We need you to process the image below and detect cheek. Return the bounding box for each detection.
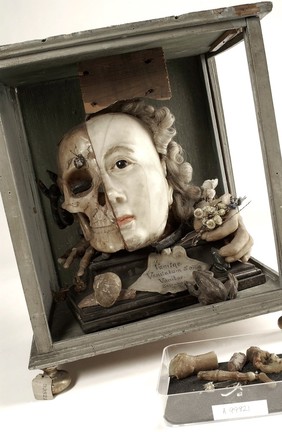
[109,168,149,201]
[148,171,170,201]
[128,171,150,209]
[137,167,169,217]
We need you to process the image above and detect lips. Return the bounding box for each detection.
[116,215,135,227]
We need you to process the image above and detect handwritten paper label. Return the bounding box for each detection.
[212,400,268,420]
[130,245,209,294]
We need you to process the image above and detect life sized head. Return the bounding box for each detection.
[57,100,201,253]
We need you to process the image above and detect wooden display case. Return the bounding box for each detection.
[0,2,281,398]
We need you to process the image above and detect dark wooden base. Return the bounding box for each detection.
[67,258,266,334]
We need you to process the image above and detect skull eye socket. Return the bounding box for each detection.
[68,170,93,196]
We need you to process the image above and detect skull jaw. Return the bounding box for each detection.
[78,210,169,254]
[88,224,165,253]
[76,209,126,253]
[88,227,126,253]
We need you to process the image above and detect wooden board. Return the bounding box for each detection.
[79,48,171,113]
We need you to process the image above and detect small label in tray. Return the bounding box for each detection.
[212,399,268,420]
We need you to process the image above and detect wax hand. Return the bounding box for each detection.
[193,195,253,263]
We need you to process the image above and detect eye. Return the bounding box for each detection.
[68,170,93,196]
[115,160,128,169]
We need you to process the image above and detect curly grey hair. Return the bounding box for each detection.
[91,99,202,223]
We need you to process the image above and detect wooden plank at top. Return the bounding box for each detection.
[0,3,272,62]
[78,48,171,113]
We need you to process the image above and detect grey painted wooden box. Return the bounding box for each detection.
[0,2,281,378]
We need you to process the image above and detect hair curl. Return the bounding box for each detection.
[91,99,202,223]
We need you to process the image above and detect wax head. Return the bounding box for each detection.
[58,113,173,252]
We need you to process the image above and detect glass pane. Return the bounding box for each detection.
[215,42,278,271]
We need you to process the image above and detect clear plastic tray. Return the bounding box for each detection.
[157,331,282,425]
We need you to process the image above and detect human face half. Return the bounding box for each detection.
[86,113,173,251]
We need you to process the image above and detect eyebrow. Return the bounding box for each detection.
[104,144,135,159]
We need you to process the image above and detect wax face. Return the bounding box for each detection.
[58,113,173,252]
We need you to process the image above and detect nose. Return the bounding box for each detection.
[98,184,106,206]
[107,189,127,204]
[105,182,127,205]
